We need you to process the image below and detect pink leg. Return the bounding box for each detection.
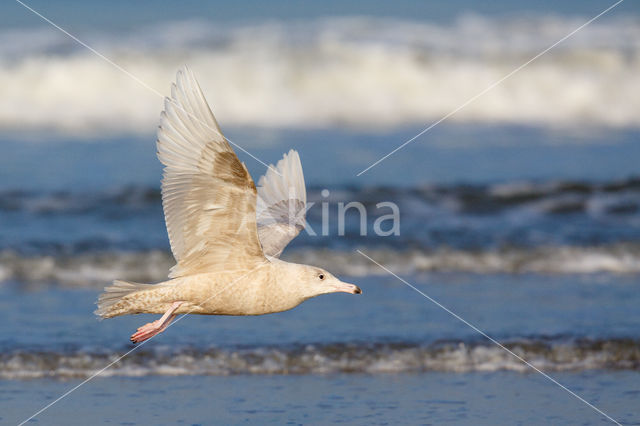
[130,301,183,343]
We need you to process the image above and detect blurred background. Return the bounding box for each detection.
[1,0,640,424]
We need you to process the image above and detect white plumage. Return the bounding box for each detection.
[96,66,360,343]
[257,149,307,258]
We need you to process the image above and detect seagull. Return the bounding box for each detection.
[95,66,361,343]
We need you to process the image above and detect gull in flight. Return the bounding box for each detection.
[95,66,361,343]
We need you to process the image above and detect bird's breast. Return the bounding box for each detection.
[179,271,302,316]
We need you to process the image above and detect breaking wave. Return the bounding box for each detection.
[1,15,639,136]
[2,338,638,379]
[289,244,640,276]
[3,177,640,285]
[2,243,640,287]
[3,176,640,215]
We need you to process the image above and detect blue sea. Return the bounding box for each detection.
[2,1,640,424]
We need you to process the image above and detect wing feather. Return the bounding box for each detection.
[157,66,265,277]
[256,150,307,258]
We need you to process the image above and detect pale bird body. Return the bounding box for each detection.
[95,67,360,342]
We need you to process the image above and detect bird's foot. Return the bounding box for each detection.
[130,319,165,343]
[130,301,183,343]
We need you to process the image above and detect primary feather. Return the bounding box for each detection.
[256,150,308,258]
[157,66,265,277]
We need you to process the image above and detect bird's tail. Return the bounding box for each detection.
[95,280,156,319]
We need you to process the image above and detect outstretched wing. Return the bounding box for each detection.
[157,66,265,277]
[256,150,307,258]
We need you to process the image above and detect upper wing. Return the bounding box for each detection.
[256,150,307,258]
[157,66,265,277]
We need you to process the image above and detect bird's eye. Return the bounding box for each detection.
[318,274,325,280]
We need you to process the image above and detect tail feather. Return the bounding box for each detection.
[95,280,156,319]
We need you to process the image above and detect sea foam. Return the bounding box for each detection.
[2,338,638,379]
[1,16,639,137]
[2,243,640,288]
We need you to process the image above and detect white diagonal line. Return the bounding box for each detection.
[16,342,147,426]
[13,0,280,176]
[18,261,270,425]
[356,249,621,425]
[356,0,625,176]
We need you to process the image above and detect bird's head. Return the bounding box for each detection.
[286,263,361,300]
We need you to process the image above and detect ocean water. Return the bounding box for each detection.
[2,1,640,424]
[4,372,640,425]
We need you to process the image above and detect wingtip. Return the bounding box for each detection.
[175,65,193,91]
[289,149,300,162]
[177,64,190,76]
[283,149,302,170]
[177,64,196,85]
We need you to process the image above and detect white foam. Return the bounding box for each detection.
[287,244,640,276]
[1,16,639,137]
[0,339,635,379]
[2,243,640,288]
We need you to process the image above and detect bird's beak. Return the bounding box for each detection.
[331,281,362,295]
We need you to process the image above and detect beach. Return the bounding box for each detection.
[2,1,640,424]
